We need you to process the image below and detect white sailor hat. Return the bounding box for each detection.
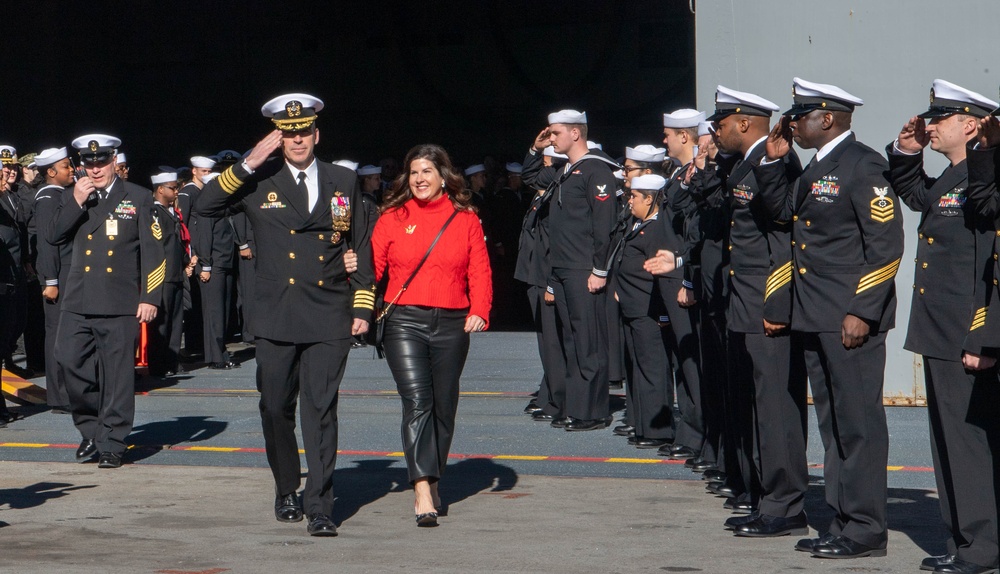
[506,162,523,174]
[34,147,68,167]
[587,141,603,150]
[613,169,624,180]
[115,153,128,164]
[190,156,216,169]
[784,77,863,117]
[333,159,359,171]
[542,146,568,159]
[261,93,324,131]
[216,149,242,163]
[357,164,382,176]
[698,121,714,137]
[464,164,486,176]
[201,172,221,184]
[151,171,178,186]
[0,145,18,165]
[547,109,587,124]
[919,79,998,119]
[625,145,666,163]
[71,134,121,161]
[663,109,706,128]
[707,85,781,121]
[630,174,667,191]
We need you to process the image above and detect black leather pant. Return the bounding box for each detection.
[384,305,470,484]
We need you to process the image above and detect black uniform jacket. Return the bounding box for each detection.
[47,178,165,315]
[754,134,904,333]
[33,184,73,286]
[610,214,670,320]
[0,191,22,285]
[547,150,620,276]
[960,143,1000,356]
[194,158,375,344]
[191,208,236,272]
[513,189,552,289]
[888,147,989,360]
[153,203,187,284]
[723,141,801,332]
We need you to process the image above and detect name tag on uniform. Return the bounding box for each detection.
[106,218,119,236]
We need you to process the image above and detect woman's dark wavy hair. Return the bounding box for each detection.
[380,143,475,215]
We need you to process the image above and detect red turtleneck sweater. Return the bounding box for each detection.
[373,194,492,327]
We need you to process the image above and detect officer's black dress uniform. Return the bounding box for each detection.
[147,201,186,376]
[195,158,375,519]
[192,207,236,366]
[231,211,256,344]
[755,132,903,550]
[47,178,165,458]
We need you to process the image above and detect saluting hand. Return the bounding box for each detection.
[73,176,96,207]
[245,130,284,171]
[343,249,358,273]
[897,116,929,153]
[841,314,870,349]
[464,315,486,333]
[533,128,552,152]
[643,249,677,276]
[978,116,1000,149]
[136,302,157,323]
[765,116,793,161]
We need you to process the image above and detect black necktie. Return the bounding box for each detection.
[98,189,107,201]
[297,172,308,206]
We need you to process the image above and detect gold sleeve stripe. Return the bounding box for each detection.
[764,262,793,301]
[218,167,243,195]
[146,260,166,293]
[856,258,900,294]
[353,289,377,310]
[970,307,987,331]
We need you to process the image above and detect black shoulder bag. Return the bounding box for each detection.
[374,209,459,358]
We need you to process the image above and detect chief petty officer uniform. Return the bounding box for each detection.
[705,87,809,532]
[48,135,165,467]
[148,171,188,377]
[755,79,903,557]
[195,94,375,533]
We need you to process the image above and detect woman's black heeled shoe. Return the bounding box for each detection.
[415,512,439,527]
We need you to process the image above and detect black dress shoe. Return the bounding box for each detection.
[532,411,555,422]
[209,361,237,370]
[274,493,303,523]
[724,511,759,530]
[564,418,609,431]
[550,416,574,428]
[49,405,71,415]
[97,452,123,468]
[3,362,34,379]
[707,483,736,498]
[76,438,97,461]
[665,445,697,460]
[723,498,755,514]
[920,554,956,571]
[810,535,887,559]
[523,402,543,415]
[685,457,717,472]
[631,437,672,449]
[702,469,726,482]
[795,532,836,552]
[933,558,998,573]
[415,512,439,527]
[613,424,636,437]
[307,514,338,536]
[734,512,808,537]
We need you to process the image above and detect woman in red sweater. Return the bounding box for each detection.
[372,144,492,527]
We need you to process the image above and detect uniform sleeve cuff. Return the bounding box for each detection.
[239,244,249,250]
[201,266,212,272]
[592,268,608,277]
[682,280,693,289]
[352,287,377,312]
[45,279,58,286]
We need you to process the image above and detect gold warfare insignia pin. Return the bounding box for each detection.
[267,191,278,202]
[870,186,894,223]
[89,140,99,152]
[286,100,302,118]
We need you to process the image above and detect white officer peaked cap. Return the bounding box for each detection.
[921,79,998,119]
[71,134,122,154]
[464,164,486,176]
[587,141,603,150]
[630,174,667,191]
[698,121,714,137]
[663,109,706,128]
[190,156,217,169]
[333,159,359,171]
[506,162,523,173]
[707,85,780,121]
[357,164,382,176]
[261,93,324,131]
[34,147,68,167]
[547,109,587,124]
[785,77,863,116]
[151,171,178,185]
[542,146,568,159]
[625,145,666,163]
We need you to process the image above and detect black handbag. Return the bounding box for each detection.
[374,209,459,358]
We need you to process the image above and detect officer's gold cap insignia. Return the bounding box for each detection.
[286,101,302,118]
[0,150,10,160]
[89,140,99,152]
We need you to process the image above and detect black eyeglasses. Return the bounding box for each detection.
[622,166,645,173]
[160,184,179,191]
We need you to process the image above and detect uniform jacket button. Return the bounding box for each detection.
[108,250,113,256]
[290,230,296,234]
[87,234,93,240]
[798,267,806,274]
[84,266,90,272]
[318,280,324,286]
[289,278,295,285]
[86,250,92,255]
[107,267,113,273]
[289,253,295,259]
[318,255,324,261]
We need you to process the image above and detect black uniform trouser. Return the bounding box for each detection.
[0,280,26,358]
[803,330,888,548]
[42,295,69,407]
[728,330,809,516]
[237,255,256,343]
[661,277,703,451]
[56,312,137,456]
[551,267,609,421]
[183,276,203,355]
[527,286,562,414]
[255,336,350,517]
[699,241,728,467]
[925,357,999,568]
[148,281,183,374]
[23,277,46,368]
[385,306,470,483]
[606,285,626,383]
[200,269,233,364]
[623,315,674,440]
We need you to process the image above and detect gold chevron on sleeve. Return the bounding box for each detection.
[764,261,793,301]
[970,307,987,331]
[353,287,377,310]
[856,258,900,294]
[146,260,166,293]
[218,166,243,195]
